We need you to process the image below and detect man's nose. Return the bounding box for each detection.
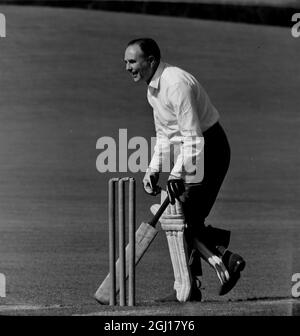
[126,63,132,71]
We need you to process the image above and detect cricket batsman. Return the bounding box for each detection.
[124,38,246,301]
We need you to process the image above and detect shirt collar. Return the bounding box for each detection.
[148,61,166,89]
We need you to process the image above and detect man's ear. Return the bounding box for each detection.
[148,55,155,66]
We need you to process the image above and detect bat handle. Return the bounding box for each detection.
[148,197,170,227]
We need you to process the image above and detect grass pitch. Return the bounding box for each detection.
[0,4,299,315]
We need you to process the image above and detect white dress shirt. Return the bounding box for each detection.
[147,62,219,183]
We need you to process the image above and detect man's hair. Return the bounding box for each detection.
[127,38,161,62]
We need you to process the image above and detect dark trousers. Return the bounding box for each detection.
[182,122,231,273]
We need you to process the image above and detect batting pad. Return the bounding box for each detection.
[151,192,192,302]
[163,226,192,302]
[193,238,230,285]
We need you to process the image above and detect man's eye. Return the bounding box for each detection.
[124,60,135,65]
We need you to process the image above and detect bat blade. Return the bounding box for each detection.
[94,222,158,305]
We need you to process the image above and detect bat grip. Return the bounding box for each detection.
[148,196,170,227]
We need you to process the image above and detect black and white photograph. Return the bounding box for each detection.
[0,0,299,320]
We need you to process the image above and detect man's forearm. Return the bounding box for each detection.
[171,135,204,183]
[149,135,171,173]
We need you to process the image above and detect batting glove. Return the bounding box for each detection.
[143,168,161,196]
[167,178,185,205]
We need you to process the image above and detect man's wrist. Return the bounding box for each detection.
[168,174,182,180]
[147,167,160,174]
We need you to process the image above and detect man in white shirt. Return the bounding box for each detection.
[124,38,245,300]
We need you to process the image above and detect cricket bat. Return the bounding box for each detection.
[94,196,170,305]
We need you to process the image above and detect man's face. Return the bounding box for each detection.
[124,44,154,83]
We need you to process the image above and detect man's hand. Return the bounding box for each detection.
[167,178,185,204]
[143,168,161,196]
